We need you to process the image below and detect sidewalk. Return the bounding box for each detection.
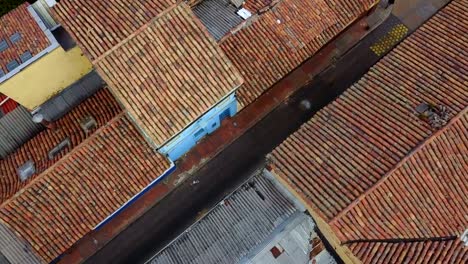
[58,5,393,264]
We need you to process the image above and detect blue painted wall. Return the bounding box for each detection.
[160,92,237,161]
[93,163,176,231]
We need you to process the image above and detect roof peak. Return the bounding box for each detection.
[345,235,458,245]
[330,107,468,225]
[0,112,126,207]
[91,2,180,64]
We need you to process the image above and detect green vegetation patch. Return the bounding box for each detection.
[0,0,27,17]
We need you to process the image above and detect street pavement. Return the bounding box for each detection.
[84,13,409,264]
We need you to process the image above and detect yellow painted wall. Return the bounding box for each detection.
[0,46,93,109]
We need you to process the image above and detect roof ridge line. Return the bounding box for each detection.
[91,1,182,64]
[342,235,458,245]
[329,106,468,225]
[0,111,127,209]
[218,0,304,44]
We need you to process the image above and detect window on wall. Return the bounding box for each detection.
[194,129,205,140]
[0,69,5,78]
[219,109,231,121]
[9,32,21,44]
[0,39,8,52]
[20,51,32,63]
[6,60,19,72]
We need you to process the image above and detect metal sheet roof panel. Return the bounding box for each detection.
[150,173,297,264]
[193,0,243,41]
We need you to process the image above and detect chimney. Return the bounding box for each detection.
[32,113,56,129]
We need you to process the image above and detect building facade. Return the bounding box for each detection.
[159,92,238,160]
[0,1,92,110]
[54,0,244,162]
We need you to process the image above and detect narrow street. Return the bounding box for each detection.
[81,12,413,264]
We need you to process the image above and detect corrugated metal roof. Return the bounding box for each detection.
[0,222,40,264]
[37,71,103,122]
[193,0,244,41]
[150,173,298,264]
[0,106,44,158]
[0,3,50,74]
[245,213,325,264]
[31,0,58,30]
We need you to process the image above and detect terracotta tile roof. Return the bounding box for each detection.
[221,0,376,107]
[349,239,468,264]
[269,0,467,262]
[0,114,171,262]
[0,93,18,114]
[95,4,243,146]
[0,3,50,74]
[52,0,178,61]
[0,88,122,204]
[332,112,467,241]
[269,0,467,221]
[243,0,275,13]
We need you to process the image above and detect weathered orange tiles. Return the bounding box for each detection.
[52,0,178,61]
[0,0,418,262]
[268,0,468,262]
[0,3,50,74]
[95,4,243,146]
[221,0,377,107]
[349,240,467,263]
[0,114,171,262]
[0,88,122,204]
